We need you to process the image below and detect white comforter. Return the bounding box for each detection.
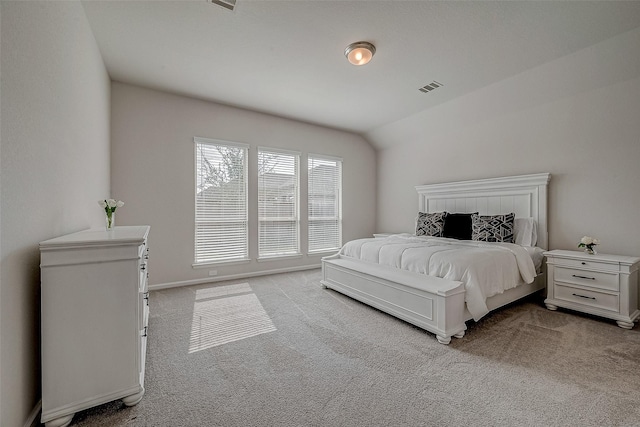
[339,234,537,321]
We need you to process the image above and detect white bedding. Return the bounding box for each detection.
[338,234,538,321]
[524,245,545,273]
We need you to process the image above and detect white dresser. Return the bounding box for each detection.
[40,226,150,427]
[544,249,640,329]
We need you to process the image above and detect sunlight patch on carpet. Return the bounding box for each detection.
[189,283,276,353]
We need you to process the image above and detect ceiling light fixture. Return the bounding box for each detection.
[206,0,236,11]
[344,41,376,66]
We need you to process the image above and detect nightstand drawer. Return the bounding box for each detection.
[551,257,619,272]
[554,283,619,313]
[554,266,618,291]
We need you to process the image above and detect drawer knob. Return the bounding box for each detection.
[572,274,595,280]
[581,262,586,265]
[572,293,596,300]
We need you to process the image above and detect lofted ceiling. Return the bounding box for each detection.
[81,0,640,135]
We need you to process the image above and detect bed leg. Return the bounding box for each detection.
[436,335,451,345]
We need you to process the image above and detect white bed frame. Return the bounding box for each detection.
[321,173,551,344]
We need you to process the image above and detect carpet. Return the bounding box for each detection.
[68,269,640,427]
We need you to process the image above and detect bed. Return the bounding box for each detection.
[321,173,551,344]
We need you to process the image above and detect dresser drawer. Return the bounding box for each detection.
[554,283,619,313]
[554,266,618,291]
[138,291,145,330]
[138,289,149,330]
[139,270,148,293]
[552,257,619,272]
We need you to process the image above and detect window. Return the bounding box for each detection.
[258,148,300,258]
[194,137,249,264]
[308,155,342,253]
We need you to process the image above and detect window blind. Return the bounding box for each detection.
[258,149,300,258]
[195,138,248,263]
[308,155,342,253]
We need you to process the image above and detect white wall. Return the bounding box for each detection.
[366,27,640,258]
[0,2,110,426]
[111,83,376,286]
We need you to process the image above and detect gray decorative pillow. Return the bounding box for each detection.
[416,212,448,237]
[471,213,515,243]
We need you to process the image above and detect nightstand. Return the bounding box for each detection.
[544,249,640,329]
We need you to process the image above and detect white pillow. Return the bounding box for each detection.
[514,217,537,247]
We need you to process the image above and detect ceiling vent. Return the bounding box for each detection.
[207,0,236,11]
[419,81,443,94]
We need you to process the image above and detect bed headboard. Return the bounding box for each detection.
[415,173,551,250]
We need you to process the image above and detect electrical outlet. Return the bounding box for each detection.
[208,270,217,276]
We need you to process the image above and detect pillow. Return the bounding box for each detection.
[471,213,515,243]
[514,217,537,246]
[415,211,448,237]
[443,212,477,240]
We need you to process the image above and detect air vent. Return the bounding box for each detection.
[207,0,236,11]
[419,81,443,94]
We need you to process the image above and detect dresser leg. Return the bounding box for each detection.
[616,320,634,329]
[545,303,558,311]
[122,387,145,406]
[436,334,451,345]
[45,414,74,427]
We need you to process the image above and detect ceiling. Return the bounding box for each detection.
[81,1,640,135]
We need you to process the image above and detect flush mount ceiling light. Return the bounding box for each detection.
[206,0,236,11]
[344,41,376,66]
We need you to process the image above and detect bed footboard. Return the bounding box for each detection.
[321,255,466,344]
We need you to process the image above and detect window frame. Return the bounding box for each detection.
[257,147,301,260]
[193,137,250,266]
[307,153,343,254]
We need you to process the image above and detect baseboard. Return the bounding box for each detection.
[24,400,41,427]
[149,264,321,291]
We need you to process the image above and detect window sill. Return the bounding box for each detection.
[308,249,340,256]
[257,253,303,262]
[192,259,251,269]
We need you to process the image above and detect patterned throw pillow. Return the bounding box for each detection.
[416,212,448,237]
[471,213,515,243]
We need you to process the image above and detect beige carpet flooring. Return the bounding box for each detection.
[66,269,640,427]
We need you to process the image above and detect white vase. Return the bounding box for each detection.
[585,246,596,255]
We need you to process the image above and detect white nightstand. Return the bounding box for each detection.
[544,249,640,329]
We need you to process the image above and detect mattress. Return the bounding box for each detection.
[338,234,539,320]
